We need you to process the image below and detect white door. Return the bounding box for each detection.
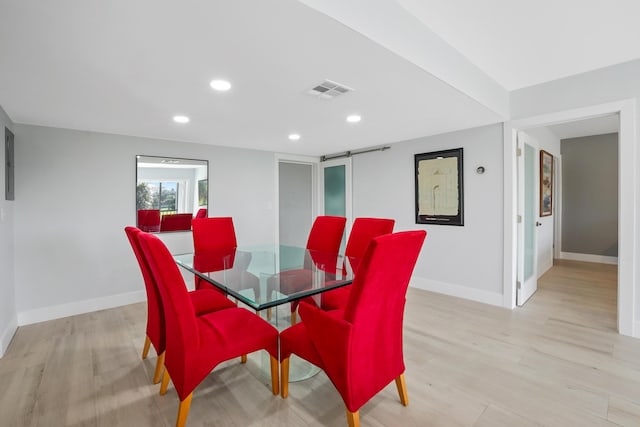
[517,131,540,305]
[320,157,352,251]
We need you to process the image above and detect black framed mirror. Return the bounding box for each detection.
[136,155,208,232]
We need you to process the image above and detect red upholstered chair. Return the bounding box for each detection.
[137,209,161,232]
[267,215,346,323]
[305,215,347,253]
[124,226,236,385]
[192,217,237,253]
[195,208,207,219]
[139,232,279,427]
[160,213,193,232]
[279,230,426,427]
[191,217,261,299]
[320,217,395,311]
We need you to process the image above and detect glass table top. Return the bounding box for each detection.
[174,244,355,311]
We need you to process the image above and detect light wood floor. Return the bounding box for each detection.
[2,260,640,426]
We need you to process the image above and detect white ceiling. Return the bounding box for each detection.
[0,0,638,156]
[396,0,640,90]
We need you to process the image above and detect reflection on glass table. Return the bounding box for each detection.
[174,244,356,381]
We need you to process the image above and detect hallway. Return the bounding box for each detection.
[524,259,617,332]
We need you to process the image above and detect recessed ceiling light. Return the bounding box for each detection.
[346,114,361,123]
[288,133,301,141]
[173,115,190,124]
[210,79,232,91]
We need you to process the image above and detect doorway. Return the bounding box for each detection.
[504,99,636,336]
[276,158,317,247]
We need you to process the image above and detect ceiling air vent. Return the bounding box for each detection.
[307,79,353,99]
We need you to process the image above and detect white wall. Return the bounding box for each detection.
[14,124,276,325]
[0,105,16,357]
[352,123,505,306]
[523,127,561,276]
[510,59,640,336]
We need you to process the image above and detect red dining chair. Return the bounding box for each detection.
[161,213,193,232]
[192,217,237,292]
[191,217,260,302]
[319,217,395,311]
[137,209,161,232]
[195,208,207,219]
[267,215,346,323]
[279,230,426,427]
[192,217,237,255]
[124,226,236,384]
[305,215,347,253]
[139,232,279,427]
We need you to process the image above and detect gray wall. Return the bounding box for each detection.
[561,133,618,256]
[352,123,505,304]
[13,124,276,322]
[0,104,16,357]
[279,162,313,247]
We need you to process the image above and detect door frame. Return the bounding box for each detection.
[274,153,319,247]
[503,99,637,336]
[553,155,562,260]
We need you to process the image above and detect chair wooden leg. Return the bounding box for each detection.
[153,351,165,384]
[142,335,151,359]
[270,355,280,395]
[241,354,247,364]
[346,409,360,427]
[291,310,297,325]
[280,357,290,398]
[160,369,170,395]
[395,373,409,406]
[176,393,193,427]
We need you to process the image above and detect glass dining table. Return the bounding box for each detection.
[174,244,356,381]
[174,244,355,316]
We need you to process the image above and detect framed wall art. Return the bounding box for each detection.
[540,150,553,216]
[414,148,464,226]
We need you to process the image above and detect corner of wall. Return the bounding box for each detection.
[0,104,17,358]
[0,316,17,358]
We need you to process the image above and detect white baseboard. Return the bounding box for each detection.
[409,276,503,307]
[17,290,146,326]
[559,252,618,265]
[538,260,553,278]
[0,317,18,358]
